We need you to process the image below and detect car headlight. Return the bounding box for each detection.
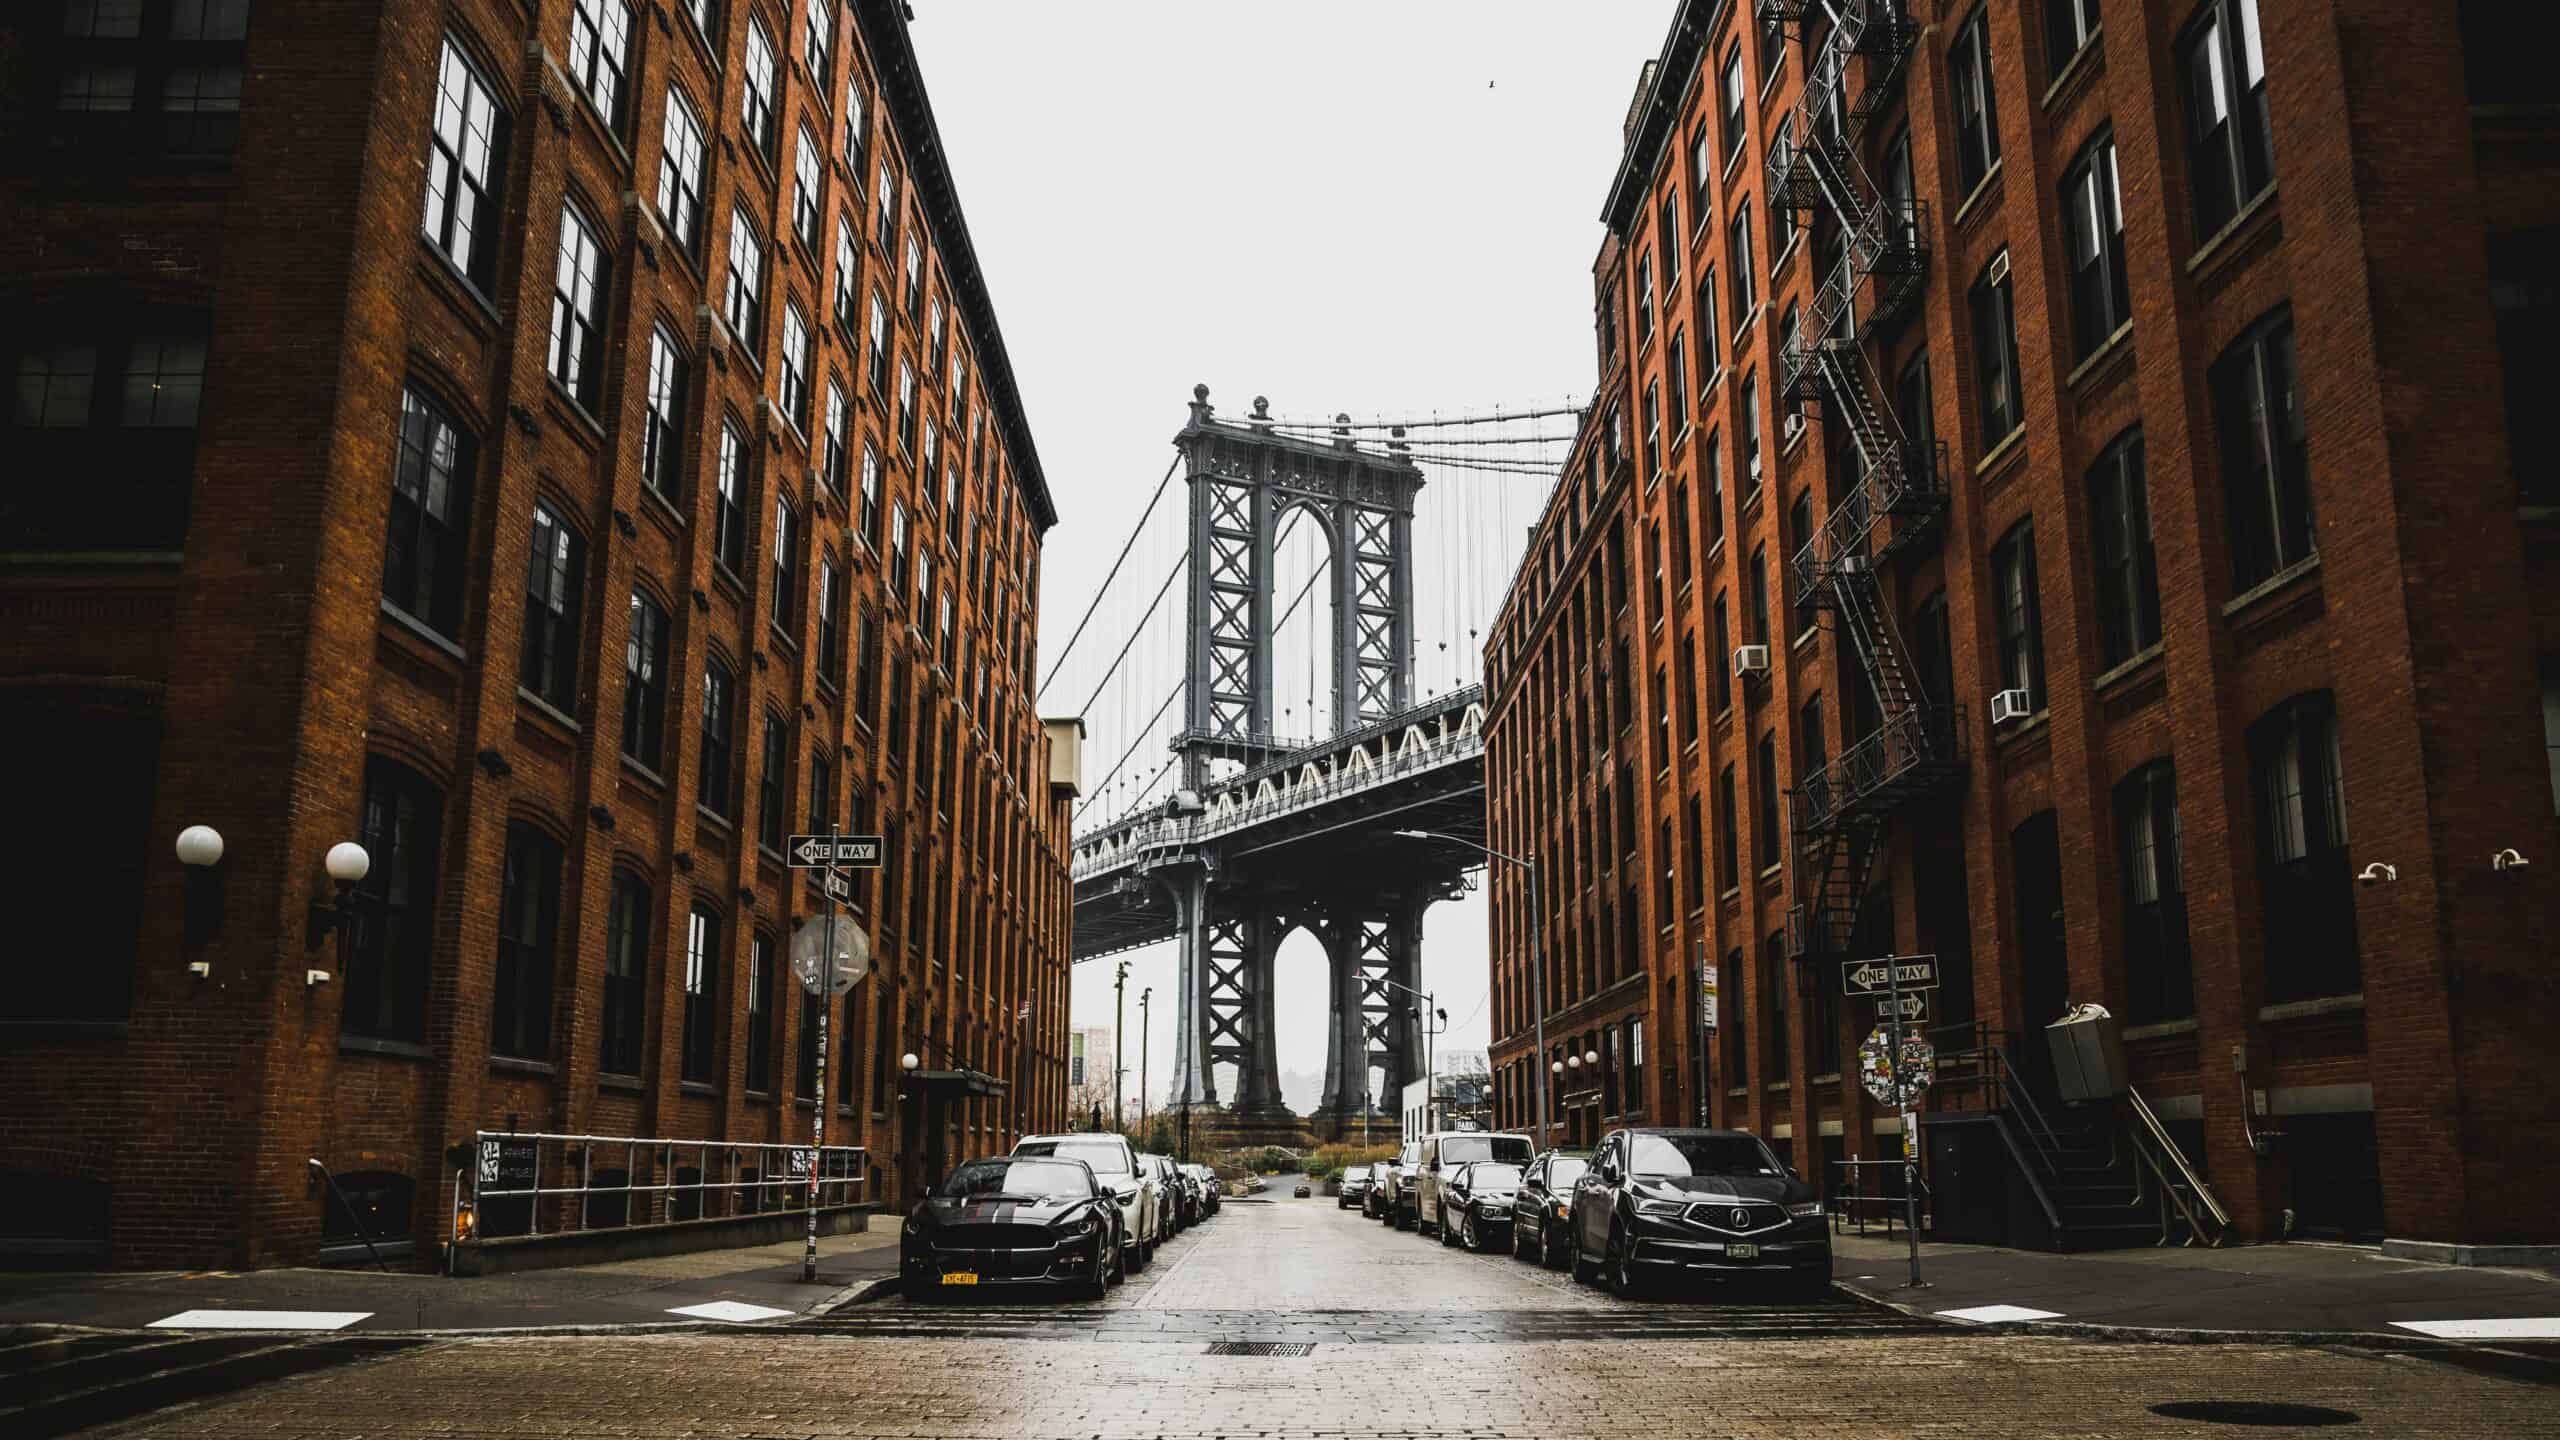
[1786,1201,1824,1217]
[902,1214,926,1235]
[1056,1218,1100,1238]
[1634,1199,1687,1218]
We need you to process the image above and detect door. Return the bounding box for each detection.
[2011,811,2070,1096]
[1419,1138,1442,1225]
[1576,1133,1619,1254]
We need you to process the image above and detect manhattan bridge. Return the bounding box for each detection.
[1049,385,1580,1136]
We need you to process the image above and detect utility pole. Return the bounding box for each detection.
[1113,959,1129,1134]
[1390,831,1548,1144]
[1138,987,1152,1133]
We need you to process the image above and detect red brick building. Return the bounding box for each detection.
[1484,0,2559,1253]
[0,0,1076,1269]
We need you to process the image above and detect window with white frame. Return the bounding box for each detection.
[859,440,882,546]
[424,38,506,288]
[742,18,778,155]
[548,205,607,407]
[833,213,859,328]
[802,0,833,81]
[568,0,631,127]
[657,88,706,254]
[779,304,810,429]
[793,122,823,251]
[714,420,747,573]
[724,207,764,351]
[822,380,848,495]
[642,325,686,497]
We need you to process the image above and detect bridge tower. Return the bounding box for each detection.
[1160,386,1431,1135]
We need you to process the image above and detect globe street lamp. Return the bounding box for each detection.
[1393,829,1551,1148]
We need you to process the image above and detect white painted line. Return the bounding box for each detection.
[149,1310,371,1331]
[2391,1317,2560,1340]
[666,1300,796,1323]
[1935,1304,2065,1324]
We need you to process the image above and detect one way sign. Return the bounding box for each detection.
[788,834,886,869]
[1841,955,1937,995]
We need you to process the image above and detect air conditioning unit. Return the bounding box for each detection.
[1732,644,1771,678]
[1990,687,2032,725]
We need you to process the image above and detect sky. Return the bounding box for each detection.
[910,2,1670,1114]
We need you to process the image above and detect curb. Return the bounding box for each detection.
[1842,1284,2539,1353]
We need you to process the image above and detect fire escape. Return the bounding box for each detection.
[1762,0,1965,961]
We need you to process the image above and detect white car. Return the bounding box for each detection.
[1015,1133,1162,1272]
[1412,1131,1536,1239]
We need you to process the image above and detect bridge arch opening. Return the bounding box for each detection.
[1271,922,1331,1119]
[1270,503,1336,741]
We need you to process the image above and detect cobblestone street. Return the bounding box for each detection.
[65,1191,2560,1438]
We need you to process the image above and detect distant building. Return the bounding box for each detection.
[1068,1026,1116,1128]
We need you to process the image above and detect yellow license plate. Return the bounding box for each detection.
[940,1272,979,1285]
[1728,1242,1759,1260]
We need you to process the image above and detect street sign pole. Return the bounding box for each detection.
[806,821,835,1284]
[1887,956,1924,1290]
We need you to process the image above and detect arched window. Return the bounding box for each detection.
[2251,694,2357,1002]
[2116,761,2194,1023]
[492,822,562,1060]
[345,757,443,1043]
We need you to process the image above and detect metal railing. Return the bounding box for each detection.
[1829,1158,1929,1238]
[2124,1086,2230,1247]
[452,1132,867,1252]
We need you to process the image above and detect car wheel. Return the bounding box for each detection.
[1605,1223,1645,1300]
[1544,1221,1569,1270]
[1107,1235,1127,1287]
[1462,1211,1481,1252]
[1513,1219,1534,1262]
[1440,1209,1459,1246]
[1396,1203,1415,1232]
[1569,1224,1600,1285]
[1072,1242,1108,1302]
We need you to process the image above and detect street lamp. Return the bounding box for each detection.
[1393,829,1550,1148]
[176,825,225,955]
[1374,973,1441,1130]
[901,1052,920,1071]
[303,840,372,986]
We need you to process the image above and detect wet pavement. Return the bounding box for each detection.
[33,1183,2560,1438]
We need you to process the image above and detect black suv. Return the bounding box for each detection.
[1510,1149,1589,1268]
[1566,1127,1829,1299]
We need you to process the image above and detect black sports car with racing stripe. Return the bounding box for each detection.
[899,1156,1122,1301]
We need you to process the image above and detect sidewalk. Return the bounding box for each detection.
[1832,1233,2560,1340]
[0,1229,902,1334]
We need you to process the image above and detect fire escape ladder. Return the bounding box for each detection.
[1768,0,1960,962]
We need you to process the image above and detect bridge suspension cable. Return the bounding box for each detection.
[1034,451,1180,703]
[1245,401,1587,431]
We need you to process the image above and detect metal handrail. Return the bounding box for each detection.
[1988,1046,2065,1163]
[2124,1086,2230,1244]
[456,1131,867,1245]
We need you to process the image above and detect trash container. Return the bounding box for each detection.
[2044,1002,2127,1102]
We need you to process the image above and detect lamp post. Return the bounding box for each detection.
[1138,987,1152,1133]
[1374,974,1440,1130]
[1393,830,1549,1146]
[1113,959,1129,1134]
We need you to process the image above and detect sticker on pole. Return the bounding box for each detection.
[1860,1027,1936,1107]
[792,917,871,996]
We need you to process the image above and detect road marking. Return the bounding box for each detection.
[1935,1304,2064,1324]
[668,1300,797,1323]
[149,1309,371,1330]
[2391,1317,2560,1340]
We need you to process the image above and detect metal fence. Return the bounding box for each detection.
[451,1131,866,1252]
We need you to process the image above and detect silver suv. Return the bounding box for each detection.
[1015,1133,1162,1271]
[1410,1131,1535,1239]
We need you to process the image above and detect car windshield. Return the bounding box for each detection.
[1464,1164,1524,1189]
[1015,1138,1131,1176]
[1545,1157,1590,1188]
[1626,1133,1783,1178]
[1438,1135,1531,1166]
[935,1159,1093,1200]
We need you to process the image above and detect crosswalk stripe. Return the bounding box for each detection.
[148,1310,372,1330]
[1935,1304,2065,1324]
[667,1301,798,1323]
[2391,1317,2560,1340]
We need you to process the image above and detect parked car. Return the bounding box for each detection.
[1141,1154,1186,1236]
[1362,1160,1396,1220]
[1014,1133,1161,1273]
[1511,1149,1591,1268]
[1378,1141,1422,1228]
[1437,1160,1525,1252]
[1566,1127,1830,1299]
[1184,1163,1221,1216]
[899,1154,1119,1301]
[1409,1131,1535,1238]
[1336,1165,1372,1210]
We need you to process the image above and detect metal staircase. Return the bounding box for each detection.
[1763,0,1963,961]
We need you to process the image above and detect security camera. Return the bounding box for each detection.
[2356,862,2397,887]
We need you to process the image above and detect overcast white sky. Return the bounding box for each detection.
[911,2,1667,1113]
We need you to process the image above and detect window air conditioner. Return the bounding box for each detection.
[1732,644,1771,678]
[1990,687,2032,725]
